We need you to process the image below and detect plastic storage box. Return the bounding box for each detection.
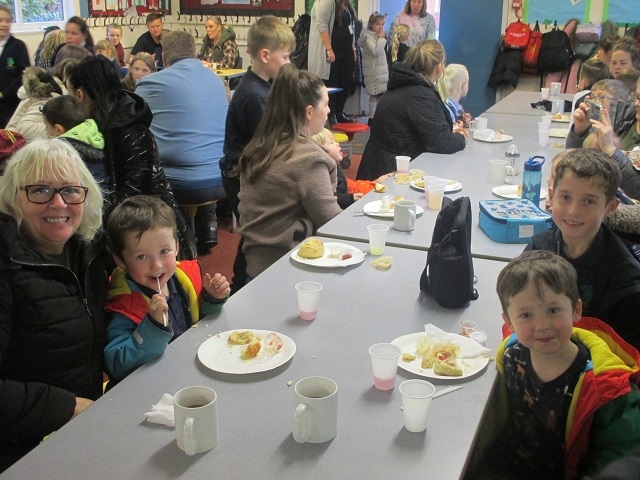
[479,199,552,244]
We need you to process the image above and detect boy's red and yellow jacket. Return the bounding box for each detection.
[105,260,203,324]
[489,317,640,479]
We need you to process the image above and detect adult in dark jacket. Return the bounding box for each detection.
[356,40,467,180]
[65,55,196,259]
[0,139,108,473]
[0,5,30,128]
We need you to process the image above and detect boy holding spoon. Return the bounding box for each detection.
[103,196,229,382]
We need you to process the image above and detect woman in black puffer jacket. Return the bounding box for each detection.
[0,140,108,472]
[66,55,196,259]
[356,40,467,181]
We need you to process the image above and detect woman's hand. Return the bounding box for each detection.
[73,397,94,418]
[148,293,169,326]
[326,48,335,63]
[453,125,468,138]
[590,107,618,156]
[204,272,230,300]
[573,101,592,135]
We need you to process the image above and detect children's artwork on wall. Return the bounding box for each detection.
[89,0,170,17]
[524,0,587,25]
[179,0,293,17]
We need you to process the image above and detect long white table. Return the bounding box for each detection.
[2,240,506,480]
[485,90,574,116]
[319,108,560,261]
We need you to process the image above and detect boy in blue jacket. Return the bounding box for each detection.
[104,196,229,380]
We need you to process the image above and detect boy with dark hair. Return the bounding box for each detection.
[41,95,108,190]
[104,195,229,381]
[473,250,640,479]
[526,148,640,350]
[220,15,295,293]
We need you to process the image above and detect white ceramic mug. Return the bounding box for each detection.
[469,117,488,131]
[488,159,515,185]
[174,386,219,455]
[292,376,338,443]
[393,200,416,231]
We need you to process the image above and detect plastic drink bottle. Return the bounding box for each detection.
[522,156,545,205]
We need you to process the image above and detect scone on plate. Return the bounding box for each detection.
[298,238,325,259]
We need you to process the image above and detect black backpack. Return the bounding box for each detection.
[538,24,574,72]
[420,197,478,309]
[291,14,311,70]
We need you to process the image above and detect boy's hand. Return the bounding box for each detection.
[148,293,169,326]
[573,102,591,135]
[590,107,618,157]
[204,273,230,300]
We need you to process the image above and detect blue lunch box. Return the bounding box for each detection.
[479,199,552,243]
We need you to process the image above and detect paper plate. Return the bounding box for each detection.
[473,131,514,143]
[492,184,548,200]
[291,242,365,268]
[410,179,462,193]
[551,114,571,123]
[549,128,569,138]
[362,200,424,218]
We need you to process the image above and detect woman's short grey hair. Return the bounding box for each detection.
[0,139,104,242]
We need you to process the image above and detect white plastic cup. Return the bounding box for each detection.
[368,343,402,390]
[399,379,436,433]
[422,176,440,200]
[295,281,322,321]
[367,224,389,255]
[538,119,552,129]
[550,82,561,97]
[538,129,550,147]
[427,183,446,210]
[395,155,411,173]
[540,87,550,100]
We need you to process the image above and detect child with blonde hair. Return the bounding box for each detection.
[359,13,389,121]
[37,29,66,70]
[106,23,126,66]
[390,24,410,64]
[122,53,156,91]
[312,128,392,208]
[438,63,472,127]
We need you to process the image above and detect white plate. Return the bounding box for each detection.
[291,241,365,268]
[198,329,296,374]
[549,128,569,138]
[391,332,490,380]
[551,114,571,123]
[473,132,514,143]
[492,184,548,200]
[410,179,463,193]
[362,200,425,219]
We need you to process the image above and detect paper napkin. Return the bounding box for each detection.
[144,393,175,427]
[472,129,496,141]
[424,324,492,358]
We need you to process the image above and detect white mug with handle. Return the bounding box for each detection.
[393,200,417,231]
[469,117,488,131]
[292,376,338,443]
[174,386,219,455]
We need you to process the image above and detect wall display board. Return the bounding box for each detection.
[605,2,640,25]
[524,0,587,24]
[179,0,293,17]
[89,0,170,17]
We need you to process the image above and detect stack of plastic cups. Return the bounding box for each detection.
[537,119,551,147]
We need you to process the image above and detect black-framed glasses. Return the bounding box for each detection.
[21,185,88,204]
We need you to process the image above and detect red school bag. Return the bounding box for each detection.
[0,129,27,174]
[504,20,531,49]
[522,21,543,72]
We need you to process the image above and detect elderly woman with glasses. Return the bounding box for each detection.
[0,139,108,473]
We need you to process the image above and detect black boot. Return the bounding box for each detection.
[327,113,338,127]
[194,203,218,256]
[336,112,356,123]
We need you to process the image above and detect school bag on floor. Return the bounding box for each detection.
[420,196,478,309]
